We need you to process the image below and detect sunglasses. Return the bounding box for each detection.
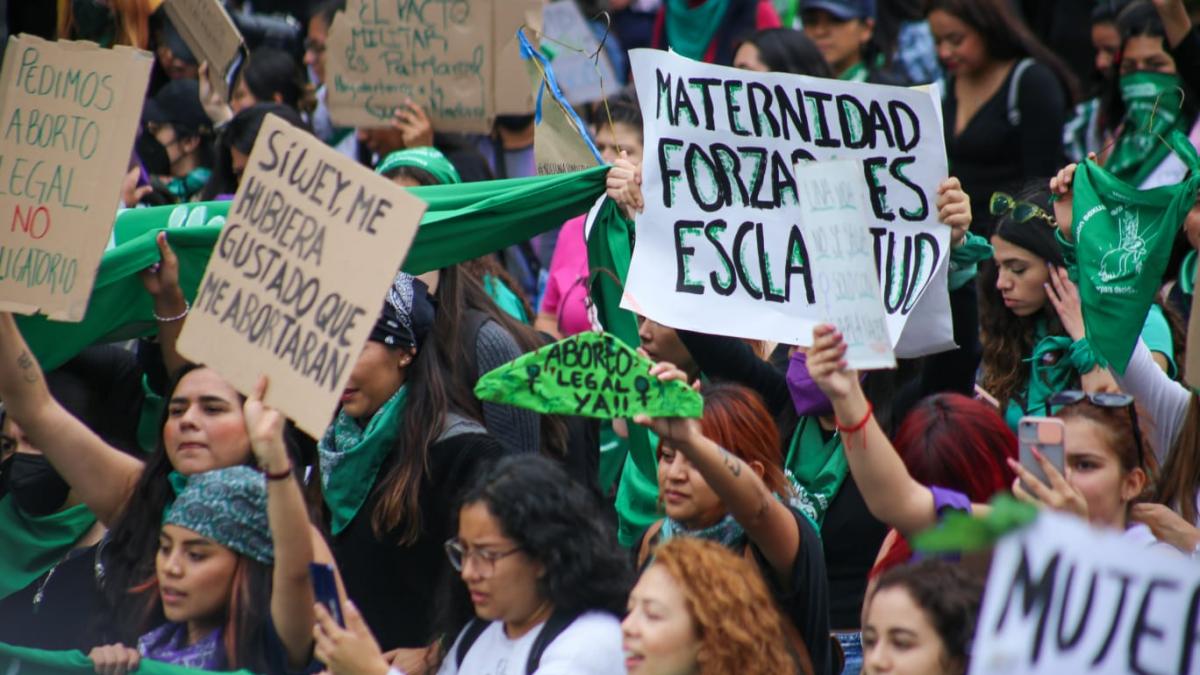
[1047,390,1146,470]
[989,192,1056,228]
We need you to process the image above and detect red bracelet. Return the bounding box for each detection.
[262,463,293,481]
[836,402,874,434]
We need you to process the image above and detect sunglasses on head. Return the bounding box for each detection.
[1047,390,1146,469]
[989,192,1057,228]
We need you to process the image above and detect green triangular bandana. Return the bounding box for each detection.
[1072,130,1200,374]
[474,331,704,419]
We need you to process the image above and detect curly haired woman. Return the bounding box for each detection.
[623,537,797,675]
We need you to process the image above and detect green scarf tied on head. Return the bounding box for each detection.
[318,386,408,535]
[375,147,462,186]
[785,417,849,527]
[665,0,732,61]
[1105,72,1187,187]
[0,495,96,600]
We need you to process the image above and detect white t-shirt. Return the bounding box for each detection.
[433,611,625,675]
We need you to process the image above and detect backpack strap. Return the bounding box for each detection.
[635,519,666,572]
[525,609,584,674]
[1007,58,1036,127]
[741,545,815,675]
[455,618,491,668]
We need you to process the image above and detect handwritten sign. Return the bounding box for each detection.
[177,115,426,437]
[795,160,894,369]
[325,0,540,133]
[474,331,704,419]
[622,48,951,355]
[0,34,153,321]
[972,512,1200,675]
[163,0,246,102]
[540,0,618,105]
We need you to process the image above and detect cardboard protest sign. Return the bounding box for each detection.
[622,48,951,356]
[971,512,1200,674]
[0,34,153,321]
[325,0,540,133]
[540,0,619,106]
[794,160,894,369]
[519,31,602,176]
[176,115,426,437]
[474,331,704,419]
[163,0,245,101]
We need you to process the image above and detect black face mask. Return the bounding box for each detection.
[136,131,172,177]
[2,454,71,517]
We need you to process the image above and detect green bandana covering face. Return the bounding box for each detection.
[665,0,732,61]
[1105,72,1186,187]
[318,386,408,535]
[1072,129,1200,373]
[375,147,462,186]
[785,417,849,526]
[0,496,96,600]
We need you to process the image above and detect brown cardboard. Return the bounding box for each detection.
[326,0,538,133]
[163,0,245,101]
[176,115,426,437]
[494,0,543,115]
[527,59,599,175]
[1185,263,1200,389]
[0,34,153,321]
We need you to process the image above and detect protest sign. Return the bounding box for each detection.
[971,512,1200,674]
[475,331,704,419]
[163,0,245,101]
[0,34,153,321]
[540,0,619,106]
[520,31,602,176]
[622,48,951,355]
[176,114,426,437]
[325,0,540,133]
[794,160,894,369]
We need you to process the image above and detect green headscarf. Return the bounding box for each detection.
[375,147,462,186]
[1105,71,1187,187]
[0,495,96,600]
[665,0,732,61]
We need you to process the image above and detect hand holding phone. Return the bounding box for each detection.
[310,562,344,628]
[1018,416,1066,493]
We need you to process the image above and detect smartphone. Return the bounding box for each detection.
[309,562,344,627]
[1018,416,1066,493]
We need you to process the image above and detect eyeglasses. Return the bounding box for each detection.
[989,192,1056,228]
[1047,390,1146,469]
[444,538,522,576]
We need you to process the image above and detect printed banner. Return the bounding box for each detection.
[622,48,950,354]
[474,331,703,418]
[0,34,153,321]
[176,115,426,437]
[325,0,540,133]
[163,0,245,101]
[972,512,1200,674]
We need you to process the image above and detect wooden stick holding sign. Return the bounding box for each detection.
[164,0,246,102]
[177,115,426,437]
[0,34,153,321]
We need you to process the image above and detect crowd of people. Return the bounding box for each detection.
[1,0,1200,674]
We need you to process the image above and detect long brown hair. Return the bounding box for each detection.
[1156,395,1200,523]
[1056,400,1159,503]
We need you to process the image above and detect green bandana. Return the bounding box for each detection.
[665,0,732,61]
[1182,249,1197,296]
[375,147,462,186]
[1105,72,1187,187]
[164,168,213,201]
[660,513,746,549]
[784,417,849,527]
[318,386,408,535]
[840,61,868,82]
[164,466,274,564]
[1071,130,1200,373]
[0,495,96,600]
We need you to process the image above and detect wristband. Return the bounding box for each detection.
[154,300,190,323]
[262,462,293,481]
[836,402,874,434]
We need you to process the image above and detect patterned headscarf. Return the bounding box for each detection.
[369,272,435,350]
[163,466,273,564]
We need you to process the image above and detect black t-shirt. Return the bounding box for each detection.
[330,426,505,650]
[0,543,103,650]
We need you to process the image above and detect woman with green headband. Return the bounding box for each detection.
[87,380,318,674]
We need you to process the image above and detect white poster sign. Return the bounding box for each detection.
[623,48,951,355]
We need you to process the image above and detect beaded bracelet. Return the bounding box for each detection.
[154,300,190,323]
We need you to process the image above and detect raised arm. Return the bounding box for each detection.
[633,364,800,580]
[0,313,142,524]
[139,232,190,378]
[243,376,316,669]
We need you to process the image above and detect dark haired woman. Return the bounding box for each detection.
[200,103,312,200]
[733,27,833,76]
[313,455,629,674]
[927,0,1080,234]
[800,0,907,84]
[201,47,309,127]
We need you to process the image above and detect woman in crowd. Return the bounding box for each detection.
[138,79,216,203]
[312,455,629,675]
[634,380,833,675]
[201,103,311,200]
[1063,0,1134,163]
[88,395,316,675]
[733,27,833,76]
[200,47,309,127]
[861,560,983,675]
[623,537,797,675]
[927,0,1079,233]
[800,0,907,84]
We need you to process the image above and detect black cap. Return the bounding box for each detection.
[802,0,875,20]
[143,79,211,137]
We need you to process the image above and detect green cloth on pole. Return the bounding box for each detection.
[0,643,253,675]
[0,497,96,600]
[16,168,609,371]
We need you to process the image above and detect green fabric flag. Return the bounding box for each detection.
[0,497,96,600]
[474,331,704,419]
[16,168,609,371]
[664,0,731,61]
[784,418,848,527]
[1104,72,1187,187]
[911,494,1039,553]
[1071,130,1200,374]
[0,643,253,675]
